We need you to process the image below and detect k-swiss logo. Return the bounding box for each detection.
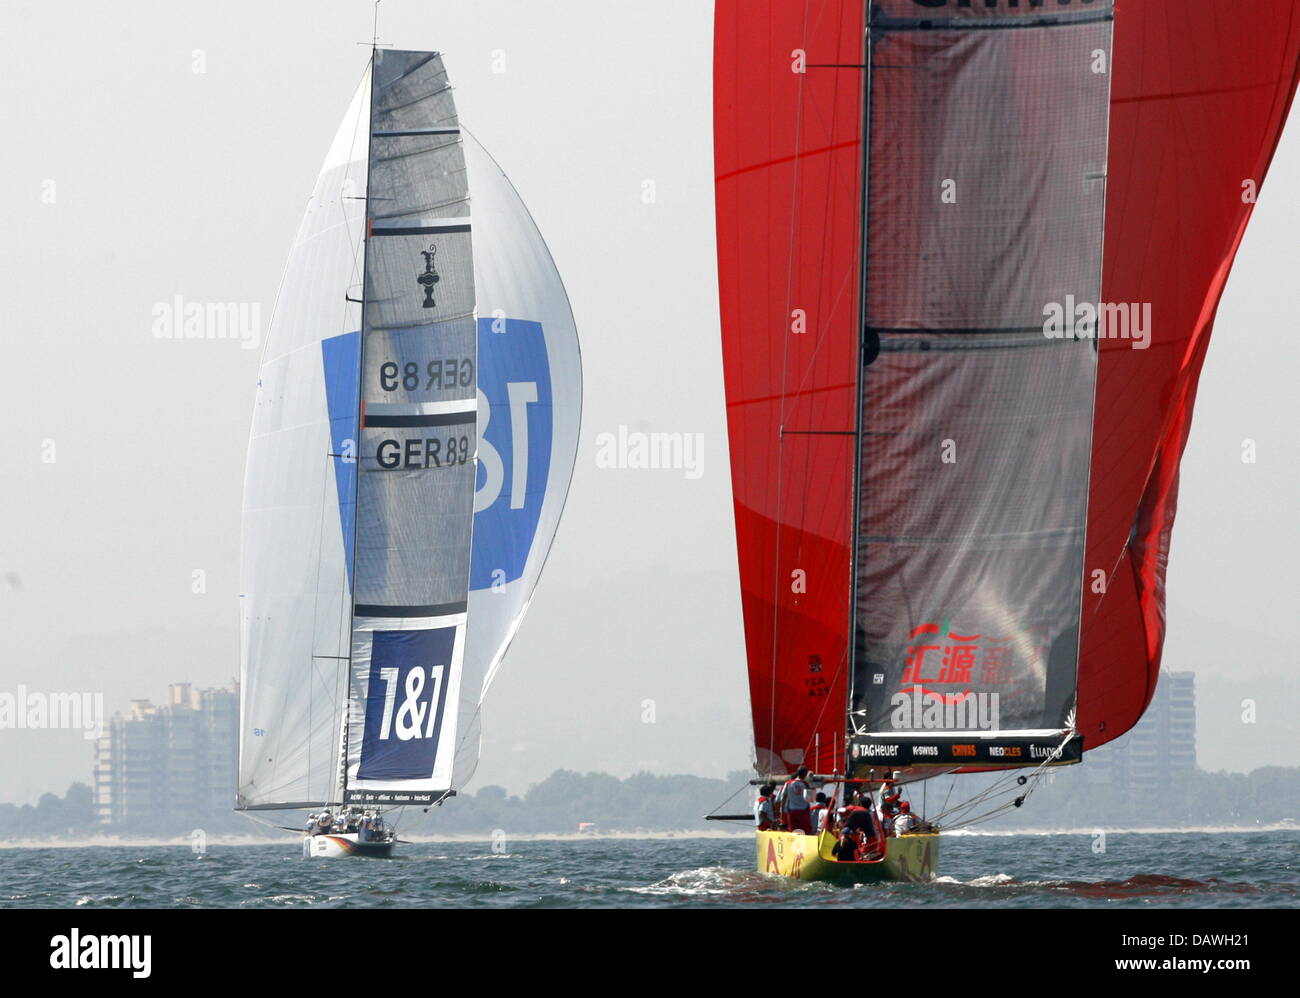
[418,243,440,309]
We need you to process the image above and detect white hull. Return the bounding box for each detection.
[302,833,395,859]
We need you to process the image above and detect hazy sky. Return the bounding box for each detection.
[1,0,1296,806]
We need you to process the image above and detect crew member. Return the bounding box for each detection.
[754,784,776,831]
[779,766,813,834]
[808,792,829,833]
[831,827,859,862]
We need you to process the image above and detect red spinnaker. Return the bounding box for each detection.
[714,0,1300,773]
[1079,0,1300,751]
[714,0,866,776]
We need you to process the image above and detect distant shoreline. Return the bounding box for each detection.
[1,823,1295,849]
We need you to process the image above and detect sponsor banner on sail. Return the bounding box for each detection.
[851,734,1083,769]
[345,618,464,803]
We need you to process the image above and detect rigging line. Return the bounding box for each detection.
[934,750,1057,818]
[338,56,374,304]
[930,730,1074,827]
[705,779,751,818]
[931,775,1020,825]
[940,766,1055,831]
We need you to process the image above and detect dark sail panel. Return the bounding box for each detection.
[851,4,1113,755]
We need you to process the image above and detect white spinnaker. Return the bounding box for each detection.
[451,131,582,787]
[238,74,370,808]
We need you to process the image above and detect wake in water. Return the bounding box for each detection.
[631,866,851,900]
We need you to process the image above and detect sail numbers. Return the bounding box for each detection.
[378,358,473,393]
[374,434,472,470]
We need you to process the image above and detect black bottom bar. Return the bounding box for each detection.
[353,601,467,618]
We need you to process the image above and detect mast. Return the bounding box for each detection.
[845,1,874,762]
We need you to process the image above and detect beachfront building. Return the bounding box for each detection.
[93,682,238,827]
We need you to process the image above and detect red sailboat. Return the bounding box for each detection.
[713,0,1300,882]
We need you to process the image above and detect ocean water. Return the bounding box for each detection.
[2,830,1296,909]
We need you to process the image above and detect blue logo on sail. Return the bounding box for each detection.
[323,319,552,593]
[357,628,454,780]
[471,317,552,589]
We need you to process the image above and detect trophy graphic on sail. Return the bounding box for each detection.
[712,0,1300,881]
[236,48,580,857]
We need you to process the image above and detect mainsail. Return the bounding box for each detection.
[238,49,579,811]
[714,1,1300,782]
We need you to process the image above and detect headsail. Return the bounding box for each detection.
[237,71,370,809]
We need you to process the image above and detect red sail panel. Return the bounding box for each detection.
[1077,0,1300,750]
[714,0,866,776]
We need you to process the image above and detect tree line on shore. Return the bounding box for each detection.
[4,764,1296,840]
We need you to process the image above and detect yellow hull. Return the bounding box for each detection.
[756,829,939,883]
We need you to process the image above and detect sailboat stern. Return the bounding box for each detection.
[303,833,395,859]
[757,829,938,884]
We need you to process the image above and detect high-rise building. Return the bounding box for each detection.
[93,682,238,827]
[1085,670,1196,793]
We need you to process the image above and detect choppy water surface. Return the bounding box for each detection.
[2,830,1295,908]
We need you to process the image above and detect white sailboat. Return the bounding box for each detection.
[237,48,580,857]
